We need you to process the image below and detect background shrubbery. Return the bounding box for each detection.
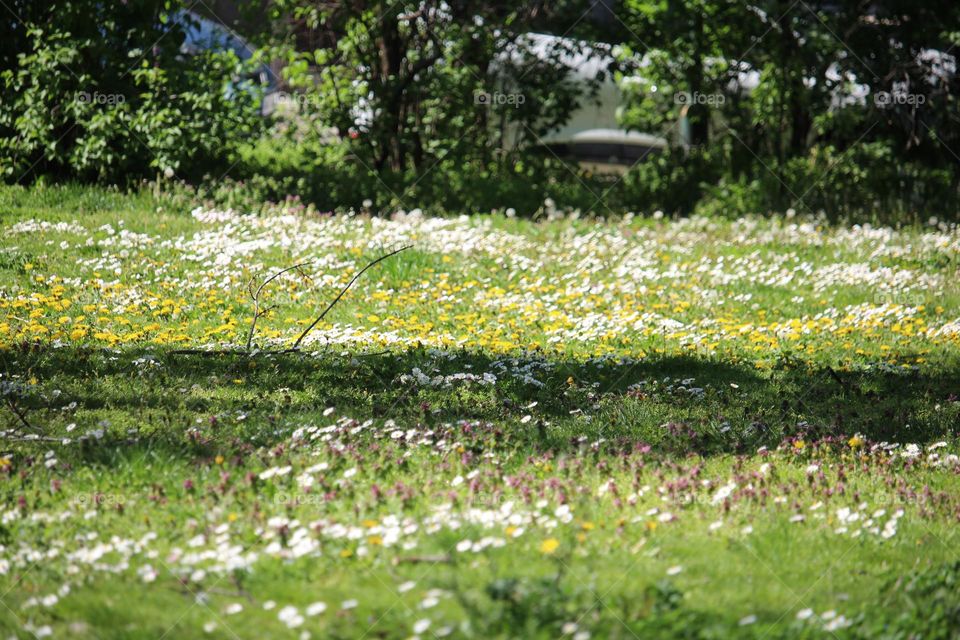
[1,0,958,220]
[0,1,263,184]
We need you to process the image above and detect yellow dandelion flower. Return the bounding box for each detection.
[539,538,560,554]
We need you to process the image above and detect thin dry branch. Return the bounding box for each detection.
[392,554,452,565]
[168,348,256,357]
[1,434,67,443]
[5,397,34,433]
[168,247,410,357]
[245,262,311,351]
[289,245,412,352]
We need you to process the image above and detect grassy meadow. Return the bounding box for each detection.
[1,185,960,638]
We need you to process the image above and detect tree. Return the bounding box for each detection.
[0,0,263,183]
[268,0,602,174]
[618,0,960,214]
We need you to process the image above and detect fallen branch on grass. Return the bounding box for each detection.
[288,244,412,351]
[1,433,65,443]
[169,245,412,356]
[392,553,452,565]
[246,262,311,352]
[168,348,292,357]
[5,396,33,432]
[826,365,862,395]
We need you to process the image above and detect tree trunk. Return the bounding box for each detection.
[377,4,405,171]
[686,11,709,147]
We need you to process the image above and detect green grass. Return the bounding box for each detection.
[1,184,960,638]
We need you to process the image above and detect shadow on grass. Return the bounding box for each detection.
[2,344,959,464]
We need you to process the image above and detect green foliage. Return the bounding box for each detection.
[3,0,960,219]
[268,0,594,175]
[858,562,960,639]
[237,0,617,217]
[481,575,581,635]
[617,0,960,219]
[3,186,960,637]
[227,136,368,212]
[621,147,723,215]
[0,1,263,184]
[222,129,628,216]
[693,143,959,221]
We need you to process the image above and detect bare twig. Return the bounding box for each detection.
[398,6,427,20]
[392,554,452,565]
[167,247,410,357]
[288,245,412,352]
[825,365,860,394]
[5,397,33,432]
[167,347,389,359]
[204,586,255,602]
[245,263,311,352]
[168,348,317,359]
[0,434,67,443]
[168,348,252,356]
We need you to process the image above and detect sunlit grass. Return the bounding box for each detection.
[1,185,959,638]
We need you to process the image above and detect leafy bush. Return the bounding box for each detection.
[219,127,627,216]
[778,143,958,222]
[621,148,723,215]
[858,561,960,639]
[0,2,263,184]
[692,142,959,221]
[228,136,369,212]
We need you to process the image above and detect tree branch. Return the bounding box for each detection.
[246,262,311,352]
[288,245,412,351]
